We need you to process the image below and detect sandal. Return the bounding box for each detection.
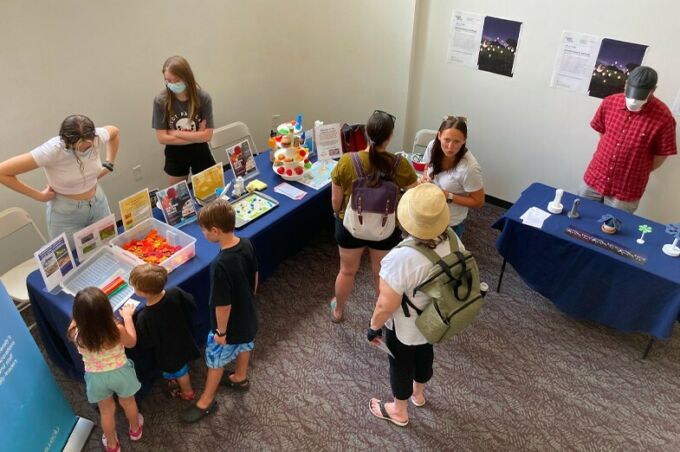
[180,400,218,423]
[330,298,343,323]
[129,413,144,441]
[222,373,250,390]
[410,395,426,407]
[102,434,120,452]
[180,389,196,401]
[369,398,409,427]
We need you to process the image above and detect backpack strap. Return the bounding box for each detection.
[350,151,365,178]
[388,154,402,180]
[401,293,422,318]
[445,228,473,301]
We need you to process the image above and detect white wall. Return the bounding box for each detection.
[0,0,416,241]
[406,0,680,222]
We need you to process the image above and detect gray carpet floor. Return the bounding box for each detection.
[26,203,680,451]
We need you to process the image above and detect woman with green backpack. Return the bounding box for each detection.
[366,183,468,427]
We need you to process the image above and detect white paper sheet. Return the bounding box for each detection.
[72,214,118,263]
[519,207,551,229]
[34,233,76,293]
[274,182,307,200]
[314,123,343,161]
[551,31,602,94]
[447,10,484,67]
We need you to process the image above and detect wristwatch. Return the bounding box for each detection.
[102,161,114,172]
[366,326,383,342]
[214,328,226,338]
[446,192,455,204]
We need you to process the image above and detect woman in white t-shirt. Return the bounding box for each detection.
[367,183,463,427]
[0,115,119,242]
[421,116,484,239]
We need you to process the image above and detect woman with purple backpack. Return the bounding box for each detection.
[328,110,417,323]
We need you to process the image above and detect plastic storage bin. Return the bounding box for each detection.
[110,218,196,273]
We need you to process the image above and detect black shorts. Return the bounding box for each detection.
[334,217,402,250]
[164,143,216,177]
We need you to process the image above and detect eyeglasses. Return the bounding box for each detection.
[374,110,396,124]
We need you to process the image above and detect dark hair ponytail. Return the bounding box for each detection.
[59,115,97,175]
[366,111,397,187]
[430,117,468,177]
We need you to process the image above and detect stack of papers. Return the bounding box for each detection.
[519,207,551,228]
[274,182,307,200]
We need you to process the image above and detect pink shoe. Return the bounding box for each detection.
[129,413,144,441]
[102,434,120,452]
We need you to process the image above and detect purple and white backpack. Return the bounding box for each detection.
[343,152,402,241]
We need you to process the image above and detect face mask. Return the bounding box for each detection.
[625,97,647,112]
[167,81,186,94]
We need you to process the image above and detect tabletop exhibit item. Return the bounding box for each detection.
[547,188,564,214]
[272,114,313,181]
[662,224,680,257]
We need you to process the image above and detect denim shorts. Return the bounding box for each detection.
[204,331,254,369]
[162,363,190,380]
[46,184,111,247]
[84,359,142,403]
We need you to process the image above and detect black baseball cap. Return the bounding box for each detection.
[625,66,657,100]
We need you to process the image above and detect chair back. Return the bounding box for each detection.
[412,129,438,154]
[0,207,47,243]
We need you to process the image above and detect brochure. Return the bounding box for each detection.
[72,214,118,262]
[33,233,75,293]
[119,188,152,230]
[157,181,197,228]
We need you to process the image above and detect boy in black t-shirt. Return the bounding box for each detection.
[130,263,200,401]
[181,199,259,423]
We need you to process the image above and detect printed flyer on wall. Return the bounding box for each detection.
[72,214,118,262]
[191,162,225,204]
[157,180,197,228]
[119,188,152,230]
[33,233,75,292]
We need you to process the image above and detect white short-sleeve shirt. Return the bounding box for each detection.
[379,235,465,345]
[30,127,110,195]
[423,140,483,226]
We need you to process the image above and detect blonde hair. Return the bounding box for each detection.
[161,56,201,128]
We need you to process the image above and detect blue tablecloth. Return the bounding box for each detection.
[493,182,680,340]
[27,151,333,382]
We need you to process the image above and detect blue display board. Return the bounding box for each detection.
[0,283,78,451]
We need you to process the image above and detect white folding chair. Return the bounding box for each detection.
[0,207,47,329]
[210,121,258,166]
[412,129,438,154]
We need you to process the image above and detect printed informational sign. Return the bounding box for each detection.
[226,138,259,181]
[314,123,343,160]
[0,282,87,451]
[33,233,75,292]
[157,181,197,228]
[119,188,152,230]
[191,162,225,204]
[72,214,118,262]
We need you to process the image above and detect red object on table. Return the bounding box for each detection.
[122,229,182,264]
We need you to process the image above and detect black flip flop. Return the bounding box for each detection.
[369,399,409,427]
[180,400,218,423]
[222,373,250,390]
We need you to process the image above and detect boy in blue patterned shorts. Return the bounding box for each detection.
[181,199,259,423]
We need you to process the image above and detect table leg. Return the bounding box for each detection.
[642,337,654,359]
[496,258,507,293]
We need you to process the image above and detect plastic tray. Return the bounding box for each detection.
[61,246,140,311]
[110,217,196,273]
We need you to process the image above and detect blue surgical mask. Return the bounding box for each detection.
[167,81,186,94]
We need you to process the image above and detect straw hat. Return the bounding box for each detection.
[397,183,450,240]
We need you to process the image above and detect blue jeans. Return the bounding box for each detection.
[451,222,465,240]
[46,185,111,247]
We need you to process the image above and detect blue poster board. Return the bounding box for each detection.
[0,283,80,451]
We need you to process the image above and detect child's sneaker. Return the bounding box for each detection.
[102,434,121,452]
[129,413,144,441]
[180,389,196,401]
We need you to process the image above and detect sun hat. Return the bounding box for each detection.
[397,183,450,240]
[625,66,657,100]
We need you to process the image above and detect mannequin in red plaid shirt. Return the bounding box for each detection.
[580,66,677,213]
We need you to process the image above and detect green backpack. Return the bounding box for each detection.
[398,228,486,344]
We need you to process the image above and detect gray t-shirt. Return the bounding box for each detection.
[152,89,214,131]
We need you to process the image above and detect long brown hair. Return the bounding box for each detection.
[68,287,120,352]
[161,56,202,128]
[365,110,397,187]
[430,116,468,177]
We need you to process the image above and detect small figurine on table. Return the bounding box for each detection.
[598,214,622,234]
[636,224,652,245]
[232,176,246,197]
[662,224,680,257]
